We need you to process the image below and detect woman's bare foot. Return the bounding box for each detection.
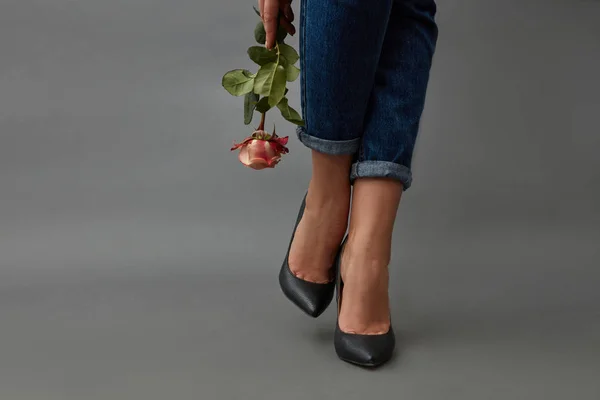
[337,178,402,335]
[288,151,352,283]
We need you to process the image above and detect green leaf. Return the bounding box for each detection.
[254,63,287,108]
[277,97,304,126]
[222,69,255,96]
[285,64,300,82]
[254,63,277,95]
[247,46,277,66]
[268,65,287,107]
[254,91,289,114]
[253,6,261,17]
[278,43,299,65]
[244,92,259,125]
[276,26,288,43]
[254,21,286,45]
[254,22,266,45]
[255,96,272,113]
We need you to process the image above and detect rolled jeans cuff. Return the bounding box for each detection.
[350,161,413,190]
[296,126,361,155]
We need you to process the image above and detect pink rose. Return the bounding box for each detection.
[230,129,289,170]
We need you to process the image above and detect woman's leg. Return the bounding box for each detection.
[289,0,394,282]
[288,151,351,283]
[339,179,402,333]
[340,0,438,333]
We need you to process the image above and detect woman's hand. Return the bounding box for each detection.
[258,0,295,49]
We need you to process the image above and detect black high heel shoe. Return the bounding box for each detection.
[334,239,395,367]
[278,194,337,318]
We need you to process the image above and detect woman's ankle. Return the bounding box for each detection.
[342,239,390,284]
[346,230,392,264]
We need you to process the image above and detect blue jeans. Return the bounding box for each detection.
[297,0,438,190]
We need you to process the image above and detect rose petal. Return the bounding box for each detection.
[247,158,270,169]
[237,143,251,165]
[267,155,281,167]
[231,136,253,151]
[234,136,286,169]
[275,136,289,146]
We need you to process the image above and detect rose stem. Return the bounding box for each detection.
[258,112,266,131]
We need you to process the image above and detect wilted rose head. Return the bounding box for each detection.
[230,129,289,170]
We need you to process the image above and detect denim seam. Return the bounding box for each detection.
[350,160,413,190]
[297,126,361,155]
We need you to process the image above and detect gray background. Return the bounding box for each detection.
[1,0,599,398]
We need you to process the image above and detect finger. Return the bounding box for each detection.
[262,0,279,49]
[258,0,265,15]
[281,2,294,22]
[279,15,295,36]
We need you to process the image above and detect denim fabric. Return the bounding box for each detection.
[296,0,438,190]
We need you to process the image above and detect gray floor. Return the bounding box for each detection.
[1,0,600,399]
